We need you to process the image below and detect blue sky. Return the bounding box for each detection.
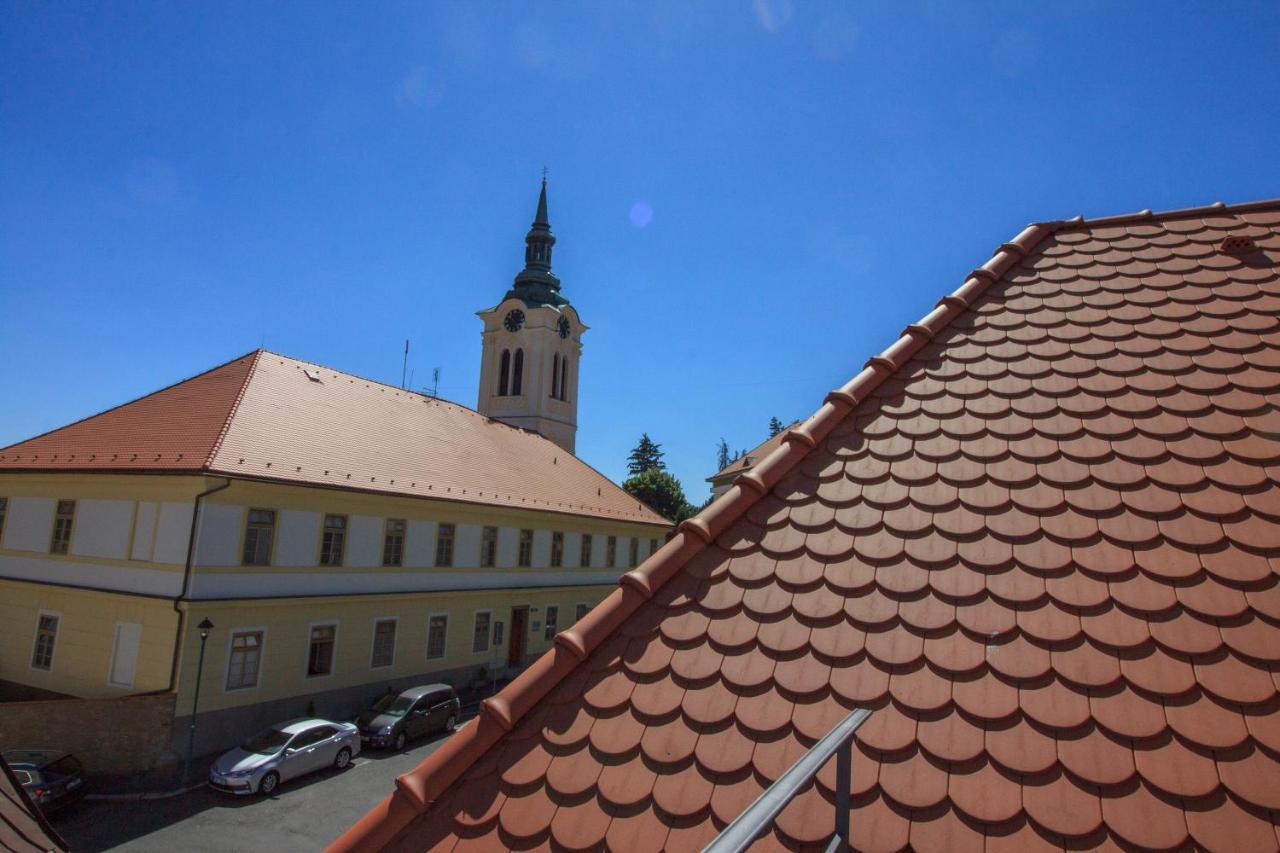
[2,2,1278,503]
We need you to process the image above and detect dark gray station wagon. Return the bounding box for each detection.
[355,684,460,750]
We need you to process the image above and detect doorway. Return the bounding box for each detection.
[508,606,528,667]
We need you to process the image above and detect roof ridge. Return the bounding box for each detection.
[203,349,263,469]
[0,348,262,456]
[1045,195,1280,231]
[328,219,1060,852]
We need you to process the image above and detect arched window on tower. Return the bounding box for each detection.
[560,355,569,402]
[498,350,510,396]
[551,353,560,399]
[512,349,524,396]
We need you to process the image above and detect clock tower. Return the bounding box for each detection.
[476,179,585,454]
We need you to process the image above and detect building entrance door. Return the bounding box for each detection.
[509,607,528,667]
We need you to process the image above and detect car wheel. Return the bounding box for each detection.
[393,731,406,751]
[445,714,458,733]
[334,747,352,770]
[258,771,280,797]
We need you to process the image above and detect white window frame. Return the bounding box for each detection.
[426,612,449,661]
[576,602,589,623]
[369,616,398,670]
[30,609,61,672]
[472,610,492,654]
[223,626,268,693]
[544,605,559,641]
[305,620,339,679]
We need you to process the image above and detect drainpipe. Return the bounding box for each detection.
[162,477,232,694]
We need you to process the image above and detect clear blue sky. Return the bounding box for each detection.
[2,2,1278,503]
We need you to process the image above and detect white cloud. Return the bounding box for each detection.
[753,0,793,33]
[397,66,445,109]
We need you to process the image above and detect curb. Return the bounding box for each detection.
[86,781,205,801]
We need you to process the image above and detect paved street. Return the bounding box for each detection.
[52,731,451,852]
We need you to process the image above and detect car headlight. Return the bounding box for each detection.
[380,725,394,735]
[224,767,256,778]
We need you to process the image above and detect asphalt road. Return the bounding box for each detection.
[52,731,451,852]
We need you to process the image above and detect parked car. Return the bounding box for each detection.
[2,749,87,814]
[356,684,460,751]
[208,718,359,796]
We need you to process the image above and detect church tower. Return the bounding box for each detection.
[477,179,585,454]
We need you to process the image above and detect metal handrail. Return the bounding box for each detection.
[703,707,870,853]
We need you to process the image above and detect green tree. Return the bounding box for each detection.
[624,468,693,523]
[768,417,785,437]
[627,433,666,476]
[716,438,731,472]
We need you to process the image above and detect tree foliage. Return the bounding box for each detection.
[624,468,693,523]
[716,438,731,472]
[627,433,666,476]
[768,417,785,437]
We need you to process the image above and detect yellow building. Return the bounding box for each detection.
[0,184,668,760]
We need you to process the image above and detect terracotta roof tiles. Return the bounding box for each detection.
[0,351,666,525]
[333,198,1280,852]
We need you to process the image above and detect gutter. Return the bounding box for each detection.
[159,477,232,695]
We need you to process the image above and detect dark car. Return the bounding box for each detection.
[2,750,87,814]
[356,684,460,751]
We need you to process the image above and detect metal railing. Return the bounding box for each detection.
[703,707,871,853]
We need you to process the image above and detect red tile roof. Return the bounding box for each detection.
[708,426,793,485]
[334,199,1280,852]
[0,351,667,525]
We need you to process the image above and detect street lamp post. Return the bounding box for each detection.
[182,617,215,785]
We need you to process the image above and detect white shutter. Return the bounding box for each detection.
[108,622,143,688]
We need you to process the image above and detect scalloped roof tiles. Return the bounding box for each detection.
[334,200,1280,852]
[0,350,667,525]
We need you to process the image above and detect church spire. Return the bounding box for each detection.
[507,176,566,307]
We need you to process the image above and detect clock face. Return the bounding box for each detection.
[557,316,571,339]
[504,309,525,332]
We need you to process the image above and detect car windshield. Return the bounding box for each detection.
[372,694,414,718]
[43,756,82,777]
[241,728,292,754]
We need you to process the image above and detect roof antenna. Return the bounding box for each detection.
[427,367,440,399]
[401,339,409,389]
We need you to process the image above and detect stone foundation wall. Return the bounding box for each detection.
[0,691,177,776]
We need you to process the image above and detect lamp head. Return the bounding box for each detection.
[197,617,214,640]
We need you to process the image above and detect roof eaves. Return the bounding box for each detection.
[1051,196,1280,230]
[327,219,1059,853]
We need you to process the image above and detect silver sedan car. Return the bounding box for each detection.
[208,718,360,796]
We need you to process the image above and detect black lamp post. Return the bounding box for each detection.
[182,617,215,785]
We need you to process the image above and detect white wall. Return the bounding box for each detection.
[496,527,518,568]
[590,534,606,569]
[69,499,134,560]
[131,501,158,561]
[1,497,55,552]
[274,510,320,567]
[404,519,436,568]
[154,502,195,565]
[346,515,382,568]
[564,532,583,568]
[455,524,481,568]
[195,503,242,567]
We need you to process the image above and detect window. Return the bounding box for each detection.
[518,529,533,568]
[0,496,7,541]
[226,630,263,690]
[242,509,276,565]
[576,603,589,622]
[551,353,560,399]
[436,523,455,568]
[544,605,558,641]
[307,624,336,677]
[606,536,617,568]
[426,614,448,660]
[550,532,564,568]
[50,500,75,555]
[480,526,498,568]
[473,612,491,653]
[371,619,396,668]
[498,349,511,396]
[492,620,505,647]
[382,519,405,567]
[580,533,593,568]
[560,357,568,401]
[320,515,346,566]
[31,613,58,670]
[629,538,639,568]
[512,349,524,395]
[650,538,659,558]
